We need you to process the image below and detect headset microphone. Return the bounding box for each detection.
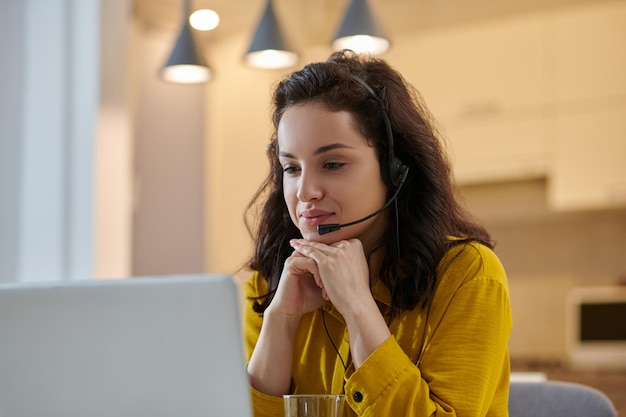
[317,166,408,235]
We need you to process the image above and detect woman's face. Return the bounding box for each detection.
[277,102,388,249]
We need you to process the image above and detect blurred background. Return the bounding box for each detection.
[1,0,625,411]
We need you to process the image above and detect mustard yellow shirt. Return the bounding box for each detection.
[244,242,512,417]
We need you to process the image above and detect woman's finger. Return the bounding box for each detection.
[285,253,323,289]
[289,238,348,259]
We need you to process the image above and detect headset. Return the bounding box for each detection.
[317,75,410,235]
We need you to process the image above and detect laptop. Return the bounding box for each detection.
[0,274,253,417]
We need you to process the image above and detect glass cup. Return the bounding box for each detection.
[283,394,346,417]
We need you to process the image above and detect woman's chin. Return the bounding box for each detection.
[300,229,333,243]
[300,230,323,242]
[300,228,353,245]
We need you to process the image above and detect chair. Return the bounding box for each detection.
[508,380,617,417]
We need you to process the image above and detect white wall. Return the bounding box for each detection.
[95,0,135,279]
[0,0,99,282]
[131,28,206,276]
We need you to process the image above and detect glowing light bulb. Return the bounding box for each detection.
[189,9,219,31]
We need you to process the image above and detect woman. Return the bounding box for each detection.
[244,50,512,417]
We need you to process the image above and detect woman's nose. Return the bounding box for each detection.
[296,170,323,202]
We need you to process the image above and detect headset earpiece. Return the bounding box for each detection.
[385,154,409,189]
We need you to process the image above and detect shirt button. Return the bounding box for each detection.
[353,391,363,402]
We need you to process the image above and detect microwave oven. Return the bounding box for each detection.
[566,285,626,370]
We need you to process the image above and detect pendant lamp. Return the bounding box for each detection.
[161,0,211,84]
[333,0,390,55]
[245,0,298,69]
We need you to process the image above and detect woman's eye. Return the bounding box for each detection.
[324,162,345,170]
[282,165,299,174]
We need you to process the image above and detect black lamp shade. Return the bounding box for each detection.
[245,0,297,69]
[161,17,211,83]
[333,0,390,54]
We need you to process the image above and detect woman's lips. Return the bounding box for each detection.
[299,211,334,227]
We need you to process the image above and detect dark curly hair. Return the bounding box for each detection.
[245,50,493,316]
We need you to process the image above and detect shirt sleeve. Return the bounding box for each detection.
[243,273,264,361]
[249,385,285,417]
[344,272,512,417]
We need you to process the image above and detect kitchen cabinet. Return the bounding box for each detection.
[547,1,626,211]
[442,115,550,184]
[552,1,626,104]
[403,14,550,184]
[397,1,626,192]
[549,104,626,211]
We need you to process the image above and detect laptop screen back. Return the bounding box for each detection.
[0,274,252,417]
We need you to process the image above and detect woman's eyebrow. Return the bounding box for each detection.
[314,143,354,155]
[278,143,354,159]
